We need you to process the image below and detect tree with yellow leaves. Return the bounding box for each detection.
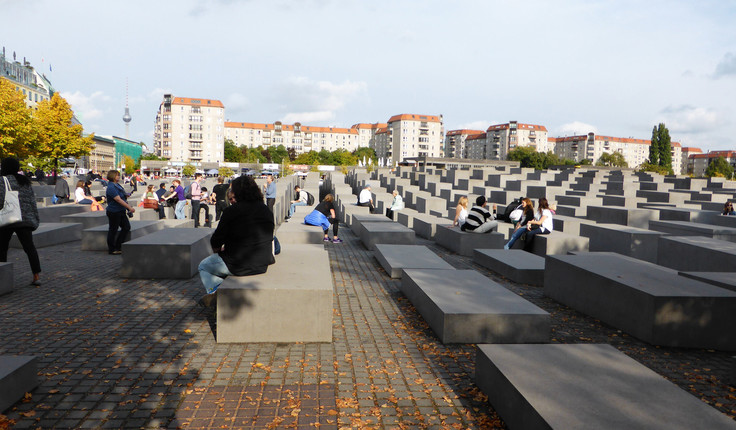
[0,78,38,158]
[34,93,94,175]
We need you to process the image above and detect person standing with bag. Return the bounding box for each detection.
[105,170,136,255]
[0,157,42,286]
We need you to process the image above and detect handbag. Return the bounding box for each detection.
[0,176,23,227]
[143,199,159,210]
[509,208,523,222]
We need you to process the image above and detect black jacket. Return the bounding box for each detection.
[210,200,275,276]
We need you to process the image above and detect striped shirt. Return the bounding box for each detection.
[462,205,494,231]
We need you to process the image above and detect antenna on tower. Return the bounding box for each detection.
[122,78,132,139]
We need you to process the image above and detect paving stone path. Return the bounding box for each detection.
[0,222,734,429]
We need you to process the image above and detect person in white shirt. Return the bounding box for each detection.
[385,190,404,219]
[357,184,374,213]
[286,185,309,220]
[504,197,554,251]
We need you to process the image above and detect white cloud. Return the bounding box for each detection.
[277,77,367,124]
[658,105,720,133]
[282,111,335,123]
[455,121,491,131]
[61,90,111,122]
[555,121,598,136]
[225,93,249,111]
[714,52,736,78]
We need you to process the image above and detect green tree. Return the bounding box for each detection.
[122,155,135,175]
[21,155,54,173]
[218,166,235,178]
[638,161,672,176]
[0,78,39,158]
[35,93,94,175]
[353,147,376,164]
[650,123,672,169]
[596,151,628,167]
[294,150,320,165]
[182,163,196,177]
[223,139,244,162]
[317,149,332,165]
[705,156,734,179]
[141,153,165,161]
[269,144,289,164]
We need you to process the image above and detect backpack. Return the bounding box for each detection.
[502,197,524,222]
[306,191,315,206]
[184,185,192,200]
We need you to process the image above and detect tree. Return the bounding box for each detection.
[182,163,196,177]
[122,155,135,175]
[0,77,38,158]
[223,139,244,162]
[705,156,734,179]
[353,147,376,164]
[294,150,320,165]
[35,93,94,175]
[269,144,289,164]
[218,166,235,178]
[141,153,165,161]
[649,123,672,169]
[21,155,54,173]
[638,161,672,176]
[596,152,628,167]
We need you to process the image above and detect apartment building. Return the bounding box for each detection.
[153,94,225,163]
[552,132,683,171]
[484,122,549,160]
[689,150,736,177]
[352,122,386,152]
[445,129,485,159]
[0,50,54,110]
[681,147,702,175]
[224,121,364,153]
[374,114,444,165]
[463,132,489,160]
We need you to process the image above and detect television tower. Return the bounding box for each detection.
[122,78,132,139]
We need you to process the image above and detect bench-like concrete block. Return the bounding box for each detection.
[37,204,90,223]
[678,271,736,293]
[81,220,165,251]
[60,211,109,229]
[0,355,39,413]
[402,269,549,344]
[580,223,664,263]
[10,222,83,249]
[412,215,447,240]
[351,213,394,238]
[473,249,545,286]
[475,344,736,430]
[276,219,326,245]
[0,263,13,296]
[360,222,415,250]
[217,244,332,343]
[545,252,736,349]
[374,244,454,278]
[551,215,596,236]
[507,230,589,256]
[162,219,195,228]
[119,228,214,278]
[649,220,736,243]
[586,205,658,228]
[657,236,736,272]
[435,225,505,257]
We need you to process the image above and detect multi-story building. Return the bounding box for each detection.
[153,94,225,163]
[484,121,549,160]
[352,122,386,152]
[552,132,682,171]
[463,132,488,160]
[689,150,736,177]
[0,49,54,110]
[224,121,364,153]
[374,114,443,165]
[681,147,702,175]
[85,135,116,174]
[445,129,485,159]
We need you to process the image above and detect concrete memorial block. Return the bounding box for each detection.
[425,181,452,197]
[654,206,721,223]
[580,223,664,263]
[396,208,421,229]
[10,222,83,249]
[276,219,325,245]
[415,195,447,215]
[713,214,736,229]
[551,215,596,236]
[678,271,736,293]
[473,249,545,286]
[60,211,109,229]
[131,207,159,221]
[435,225,504,257]
[0,262,13,296]
[545,252,736,349]
[81,220,164,251]
[119,228,214,279]
[586,205,658,228]
[37,204,91,223]
[401,269,549,344]
[217,244,332,343]
[475,344,736,430]
[657,236,736,272]
[553,205,588,217]
[374,244,454,278]
[0,355,39,413]
[360,222,415,250]
[507,230,589,256]
[412,215,448,240]
[162,219,195,228]
[350,213,394,238]
[649,220,736,243]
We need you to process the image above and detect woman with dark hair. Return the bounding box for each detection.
[105,169,136,255]
[197,175,275,305]
[0,157,42,285]
[723,201,735,216]
[304,193,342,243]
[504,197,553,252]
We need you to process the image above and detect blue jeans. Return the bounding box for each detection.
[288,201,307,217]
[504,227,527,250]
[198,253,232,294]
[175,200,187,219]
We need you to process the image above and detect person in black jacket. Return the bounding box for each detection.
[197,175,275,306]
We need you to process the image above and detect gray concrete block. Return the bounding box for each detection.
[0,262,13,296]
[412,215,448,240]
[37,204,90,223]
[217,244,332,343]
[545,252,736,349]
[580,223,664,263]
[162,219,195,228]
[415,195,447,215]
[435,226,505,257]
[10,222,82,249]
[657,236,736,272]
[507,230,589,256]
[649,220,736,243]
[473,249,545,286]
[81,220,165,251]
[277,218,326,245]
[551,215,596,236]
[586,205,658,228]
[0,355,39,413]
[360,222,415,250]
[654,206,721,223]
[475,344,736,430]
[351,213,394,238]
[678,272,736,293]
[374,244,454,278]
[402,269,549,344]
[60,211,109,229]
[119,228,214,278]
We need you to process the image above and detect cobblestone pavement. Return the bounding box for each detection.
[0,223,734,429]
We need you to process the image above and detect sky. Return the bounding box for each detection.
[2,0,735,152]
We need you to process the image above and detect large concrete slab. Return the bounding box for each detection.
[81,220,165,251]
[359,222,415,250]
[435,225,505,257]
[657,236,736,272]
[119,228,214,279]
[350,213,394,238]
[473,249,545,286]
[475,344,736,430]
[276,218,325,245]
[217,244,332,343]
[545,252,736,350]
[0,262,12,296]
[401,269,549,344]
[580,223,664,263]
[0,355,39,413]
[649,220,736,243]
[374,244,454,278]
[586,206,658,228]
[37,204,90,223]
[678,272,736,293]
[10,222,82,249]
[60,211,109,229]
